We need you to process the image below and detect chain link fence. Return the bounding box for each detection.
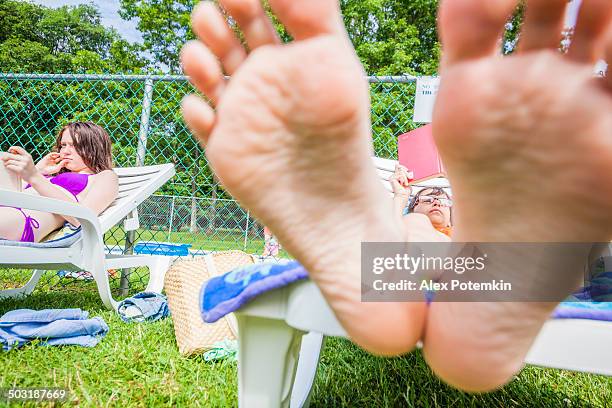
[0,72,419,298]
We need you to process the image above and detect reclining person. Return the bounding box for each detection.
[0,121,118,242]
[390,164,452,242]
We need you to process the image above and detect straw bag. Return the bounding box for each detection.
[164,250,255,356]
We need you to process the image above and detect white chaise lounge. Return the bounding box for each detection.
[0,163,175,311]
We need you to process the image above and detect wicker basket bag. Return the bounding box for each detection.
[164,250,255,356]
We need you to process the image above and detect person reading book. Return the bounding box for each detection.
[390,164,452,241]
[0,122,118,242]
[180,0,611,392]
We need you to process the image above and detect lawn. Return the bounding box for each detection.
[103,227,290,257]
[0,234,610,407]
[1,286,611,407]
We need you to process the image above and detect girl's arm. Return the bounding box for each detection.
[4,146,77,204]
[3,146,118,226]
[390,164,412,221]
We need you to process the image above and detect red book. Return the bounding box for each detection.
[397,124,445,184]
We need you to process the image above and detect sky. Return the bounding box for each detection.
[29,0,143,44]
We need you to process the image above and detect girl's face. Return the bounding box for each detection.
[59,129,90,173]
[412,189,452,228]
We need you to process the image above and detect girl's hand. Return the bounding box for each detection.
[1,146,41,183]
[390,164,413,197]
[36,152,67,175]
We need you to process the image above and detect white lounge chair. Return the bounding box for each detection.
[233,158,611,407]
[235,279,612,408]
[0,163,176,311]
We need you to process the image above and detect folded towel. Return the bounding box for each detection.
[201,260,308,323]
[117,292,170,323]
[553,271,612,321]
[0,309,108,351]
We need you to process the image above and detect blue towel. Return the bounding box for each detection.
[553,271,612,321]
[117,292,170,323]
[0,309,108,351]
[201,260,308,323]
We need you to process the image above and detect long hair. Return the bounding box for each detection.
[55,122,113,174]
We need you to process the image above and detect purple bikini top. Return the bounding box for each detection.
[26,172,92,201]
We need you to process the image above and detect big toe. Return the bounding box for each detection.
[438,0,517,67]
[269,0,346,40]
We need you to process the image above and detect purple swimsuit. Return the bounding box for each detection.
[1,172,91,242]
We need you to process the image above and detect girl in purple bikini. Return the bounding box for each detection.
[0,122,118,242]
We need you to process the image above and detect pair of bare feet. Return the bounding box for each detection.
[181,0,612,392]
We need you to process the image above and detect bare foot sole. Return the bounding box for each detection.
[424,0,612,391]
[180,0,426,354]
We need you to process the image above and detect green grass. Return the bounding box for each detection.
[1,234,610,407]
[104,227,290,257]
[0,289,611,407]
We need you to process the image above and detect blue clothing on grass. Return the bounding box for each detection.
[0,309,108,351]
[117,292,170,323]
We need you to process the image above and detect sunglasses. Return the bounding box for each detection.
[416,195,453,207]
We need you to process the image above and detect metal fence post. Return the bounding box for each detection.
[136,77,154,166]
[121,77,154,296]
[243,210,250,251]
[168,196,176,242]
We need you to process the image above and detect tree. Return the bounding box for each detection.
[0,0,150,178]
[119,0,198,73]
[119,0,441,75]
[341,0,440,75]
[0,0,147,73]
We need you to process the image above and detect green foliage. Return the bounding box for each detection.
[503,2,526,55]
[0,0,146,73]
[119,0,199,73]
[0,38,69,73]
[342,0,440,75]
[118,0,440,75]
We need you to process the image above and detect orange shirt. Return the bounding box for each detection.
[435,226,452,237]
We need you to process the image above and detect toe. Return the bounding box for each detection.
[191,2,247,75]
[567,0,612,63]
[438,0,518,67]
[518,0,567,53]
[220,0,281,49]
[181,41,225,105]
[268,0,346,40]
[181,94,216,146]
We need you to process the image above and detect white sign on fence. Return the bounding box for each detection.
[595,60,608,77]
[413,76,440,124]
